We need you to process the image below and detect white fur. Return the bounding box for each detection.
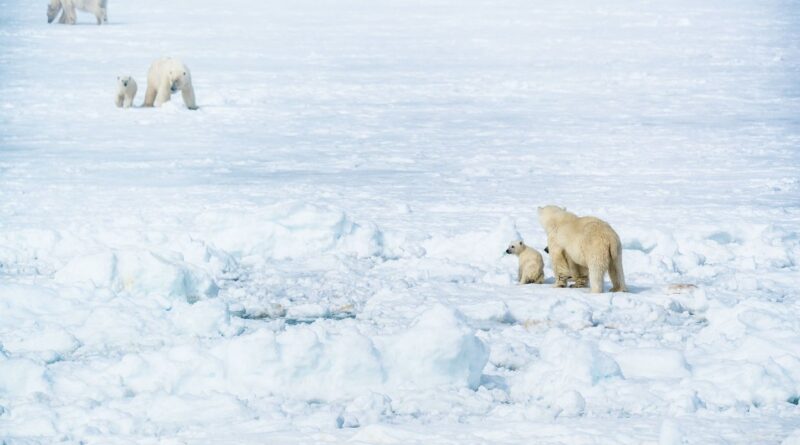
[538,205,627,293]
[143,58,198,110]
[48,0,107,25]
[115,76,137,108]
[505,240,545,285]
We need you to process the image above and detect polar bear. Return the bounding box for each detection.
[143,58,198,110]
[538,205,627,293]
[115,76,137,108]
[505,240,545,284]
[47,0,107,25]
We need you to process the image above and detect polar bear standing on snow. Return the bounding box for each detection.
[143,58,198,110]
[115,76,137,108]
[47,0,107,25]
[538,205,627,293]
[505,240,545,284]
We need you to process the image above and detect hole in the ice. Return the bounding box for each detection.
[788,395,799,405]
[708,231,738,244]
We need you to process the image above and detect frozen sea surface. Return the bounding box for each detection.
[1,0,799,443]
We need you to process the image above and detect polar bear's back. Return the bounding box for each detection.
[561,216,622,265]
[147,57,186,84]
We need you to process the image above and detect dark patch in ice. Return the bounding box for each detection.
[284,313,357,325]
[480,374,508,391]
[708,231,739,245]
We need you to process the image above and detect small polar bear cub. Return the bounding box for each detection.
[505,240,545,284]
[143,57,198,110]
[538,205,627,293]
[47,0,108,25]
[115,76,137,108]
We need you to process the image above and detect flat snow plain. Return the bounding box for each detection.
[1,0,800,443]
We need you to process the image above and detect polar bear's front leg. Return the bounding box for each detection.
[154,83,171,107]
[548,244,571,288]
[61,0,77,24]
[115,93,124,108]
[143,85,157,107]
[181,83,198,110]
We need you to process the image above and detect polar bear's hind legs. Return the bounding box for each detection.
[609,247,627,292]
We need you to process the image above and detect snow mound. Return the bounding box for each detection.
[54,250,218,303]
[104,304,488,405]
[384,304,489,390]
[197,202,385,261]
[512,331,621,402]
[423,217,522,265]
[614,348,691,380]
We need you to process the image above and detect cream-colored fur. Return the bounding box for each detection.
[538,205,627,293]
[48,0,107,25]
[143,58,198,110]
[115,76,137,108]
[505,240,545,285]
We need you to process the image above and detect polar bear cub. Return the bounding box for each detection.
[47,0,107,25]
[115,76,137,108]
[538,205,627,293]
[505,240,545,284]
[143,57,198,110]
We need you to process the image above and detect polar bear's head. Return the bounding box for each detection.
[47,0,62,23]
[117,76,133,89]
[505,240,526,256]
[537,205,570,233]
[168,69,191,94]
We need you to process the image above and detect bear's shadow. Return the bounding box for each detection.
[539,276,648,294]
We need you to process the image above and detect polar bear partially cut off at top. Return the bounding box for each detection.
[538,205,627,293]
[48,0,107,25]
[143,58,198,110]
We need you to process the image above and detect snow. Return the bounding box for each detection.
[1,0,800,443]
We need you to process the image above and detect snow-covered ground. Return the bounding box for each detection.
[1,0,800,443]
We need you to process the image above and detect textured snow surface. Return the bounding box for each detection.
[1,0,800,443]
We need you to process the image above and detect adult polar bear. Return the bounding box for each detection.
[538,205,627,293]
[47,0,107,25]
[143,58,198,110]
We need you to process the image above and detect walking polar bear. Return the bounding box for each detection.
[143,58,198,110]
[505,240,545,284]
[47,0,107,25]
[538,205,627,293]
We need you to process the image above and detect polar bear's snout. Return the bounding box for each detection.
[47,4,60,23]
[506,241,524,255]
